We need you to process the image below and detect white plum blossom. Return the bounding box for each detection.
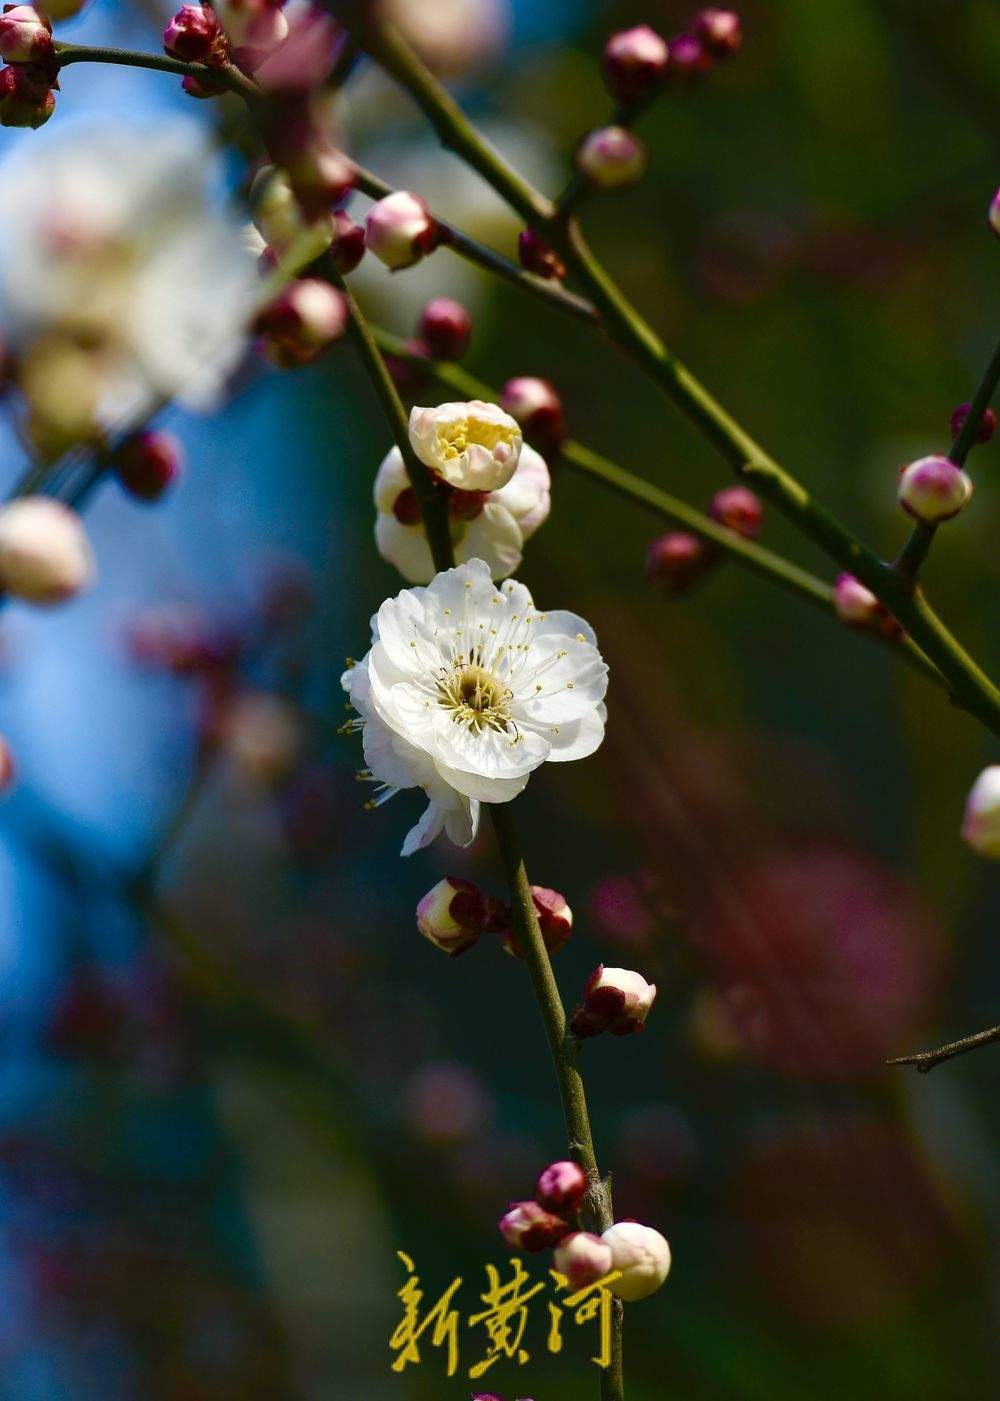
[342,558,608,854]
[961,765,1000,858]
[601,1222,671,1302]
[0,121,258,437]
[373,441,550,583]
[409,399,522,490]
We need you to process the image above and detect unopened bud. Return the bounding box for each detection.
[500,376,566,450]
[163,3,225,63]
[950,401,997,445]
[990,188,1000,239]
[251,164,321,252]
[961,765,1000,858]
[113,430,184,501]
[553,1231,615,1289]
[0,63,54,127]
[571,964,657,1039]
[693,8,742,57]
[0,734,15,796]
[416,876,490,956]
[535,1159,588,1214]
[601,24,669,106]
[600,1221,671,1301]
[365,191,439,271]
[0,497,95,605]
[254,279,348,367]
[328,210,366,274]
[518,228,566,280]
[668,31,712,78]
[0,6,51,63]
[832,572,899,638]
[498,1200,569,1252]
[645,532,716,594]
[576,125,647,190]
[898,454,972,524]
[419,297,472,361]
[708,484,763,538]
[286,143,354,220]
[500,885,572,958]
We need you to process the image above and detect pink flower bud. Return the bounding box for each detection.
[0,6,51,63]
[365,191,439,271]
[0,63,54,127]
[500,376,566,450]
[708,484,763,538]
[832,573,899,638]
[0,498,95,605]
[576,125,647,190]
[961,765,1000,858]
[0,734,16,797]
[287,144,354,219]
[181,72,226,99]
[600,1221,671,1301]
[668,31,712,78]
[416,876,489,956]
[254,278,348,367]
[163,3,225,63]
[571,965,657,1039]
[553,1231,614,1289]
[500,885,573,958]
[328,210,366,274]
[693,8,742,58]
[645,532,716,593]
[950,401,997,445]
[989,187,1000,239]
[498,1200,569,1252]
[897,454,972,524]
[601,24,669,106]
[114,430,184,502]
[419,297,472,361]
[535,1159,588,1214]
[518,228,566,280]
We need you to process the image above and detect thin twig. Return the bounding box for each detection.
[887,1023,1000,1073]
[54,42,263,102]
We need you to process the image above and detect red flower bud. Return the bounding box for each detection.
[328,210,366,274]
[419,297,472,360]
[0,6,52,65]
[645,532,716,593]
[601,24,669,106]
[571,965,657,1039]
[163,4,226,64]
[365,191,439,271]
[535,1159,588,1214]
[0,62,54,127]
[254,278,348,367]
[693,8,742,58]
[832,573,900,639]
[499,885,572,958]
[708,484,763,538]
[500,376,566,450]
[950,401,997,445]
[518,228,566,280]
[498,1200,570,1252]
[114,430,184,502]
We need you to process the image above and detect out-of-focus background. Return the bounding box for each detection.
[0,1,998,1397]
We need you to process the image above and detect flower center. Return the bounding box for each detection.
[437,663,512,733]
[435,417,517,462]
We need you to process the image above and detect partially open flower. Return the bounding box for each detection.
[709,485,763,538]
[373,441,549,583]
[961,765,1000,858]
[409,399,522,490]
[950,401,997,445]
[416,875,490,955]
[571,965,657,1038]
[600,1222,671,1301]
[832,573,899,638]
[0,497,95,605]
[518,228,566,280]
[499,885,572,958]
[601,24,669,106]
[341,559,608,855]
[500,376,566,451]
[365,191,439,271]
[554,1231,615,1289]
[645,532,716,593]
[576,126,647,190]
[114,430,184,501]
[535,1158,588,1214]
[419,297,472,360]
[254,278,348,367]
[499,1200,570,1252]
[0,6,52,64]
[163,3,226,63]
[898,454,972,524]
[693,8,742,57]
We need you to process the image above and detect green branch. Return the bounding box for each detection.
[54,42,263,102]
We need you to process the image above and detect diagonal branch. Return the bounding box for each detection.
[887,1023,1000,1073]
